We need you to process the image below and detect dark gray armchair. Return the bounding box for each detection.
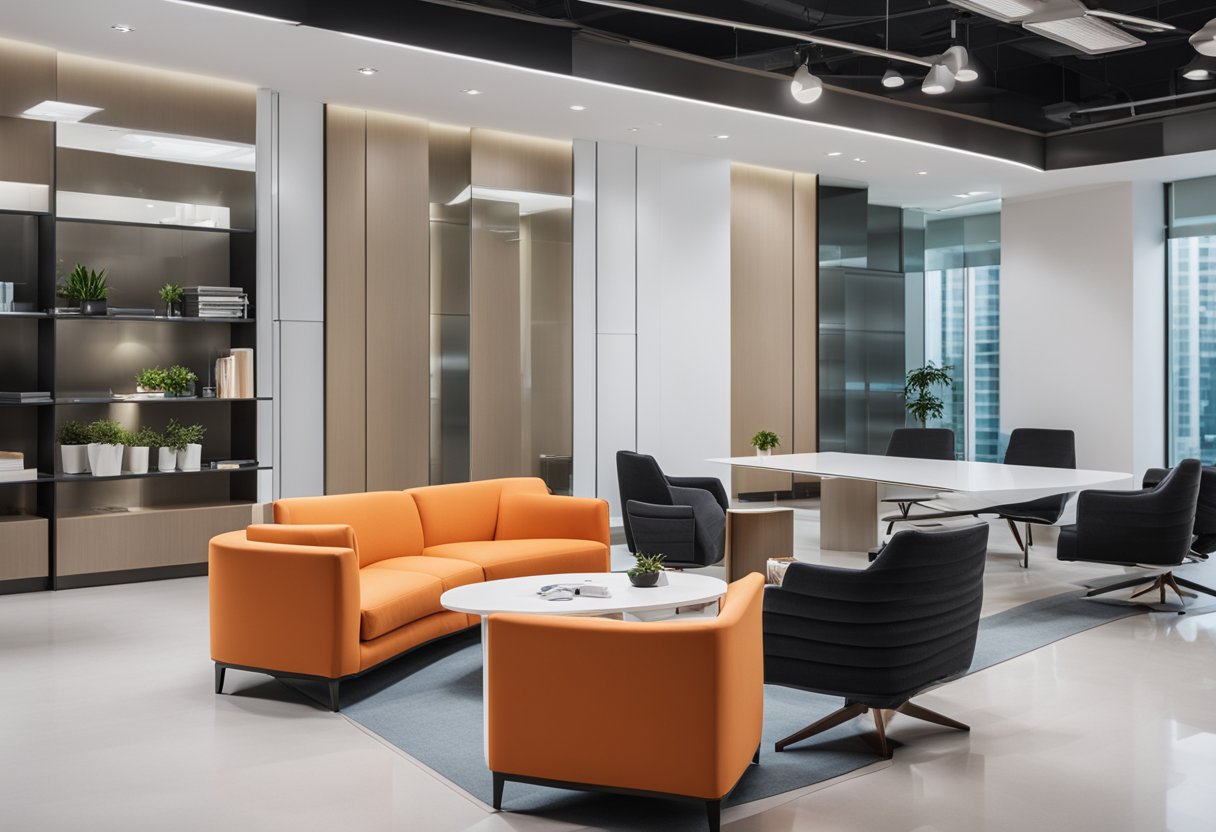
[617,451,728,568]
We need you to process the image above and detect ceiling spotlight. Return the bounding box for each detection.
[790,63,824,104]
[953,193,971,198]
[714,134,730,139]
[916,171,928,175]
[853,157,867,163]
[111,24,134,32]
[357,67,378,75]
[881,66,906,89]
[627,127,639,132]
[1191,17,1216,56]
[461,88,482,95]
[826,151,842,156]
[569,104,587,111]
[922,62,957,95]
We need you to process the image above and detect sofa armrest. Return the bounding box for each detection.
[208,530,361,680]
[246,523,358,553]
[496,492,610,548]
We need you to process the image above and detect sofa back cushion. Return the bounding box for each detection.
[273,491,424,567]
[408,478,549,547]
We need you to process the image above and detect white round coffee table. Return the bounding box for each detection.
[441,571,727,760]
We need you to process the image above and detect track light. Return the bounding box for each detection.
[922,63,957,95]
[881,66,906,88]
[790,63,824,104]
[1193,18,1216,57]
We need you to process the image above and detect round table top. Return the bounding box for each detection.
[440,571,727,617]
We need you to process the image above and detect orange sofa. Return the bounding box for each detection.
[486,573,765,832]
[209,477,609,710]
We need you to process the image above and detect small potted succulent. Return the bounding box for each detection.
[158,418,183,472]
[158,282,184,317]
[86,418,126,477]
[750,430,780,457]
[124,426,160,475]
[627,552,665,588]
[58,264,110,316]
[58,419,91,474]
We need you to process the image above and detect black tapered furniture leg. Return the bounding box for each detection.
[215,664,226,695]
[706,799,721,832]
[327,680,340,712]
[492,772,505,810]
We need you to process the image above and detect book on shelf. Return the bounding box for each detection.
[0,467,38,482]
[185,286,244,295]
[0,391,51,401]
[0,451,25,471]
[215,348,254,399]
[210,459,258,470]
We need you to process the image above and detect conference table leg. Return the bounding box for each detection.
[819,477,879,552]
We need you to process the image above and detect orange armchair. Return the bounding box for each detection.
[486,573,765,832]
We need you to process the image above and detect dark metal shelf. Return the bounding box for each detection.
[54,464,269,483]
[0,475,55,487]
[0,311,49,319]
[55,216,255,234]
[53,397,269,405]
[50,313,255,324]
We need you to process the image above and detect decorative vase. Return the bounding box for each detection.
[127,446,150,475]
[629,571,660,588]
[755,448,771,458]
[157,446,178,472]
[178,443,202,472]
[60,444,89,474]
[165,301,181,318]
[87,442,124,477]
[80,299,107,317]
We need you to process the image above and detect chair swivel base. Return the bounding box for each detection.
[774,699,969,758]
[1085,570,1216,609]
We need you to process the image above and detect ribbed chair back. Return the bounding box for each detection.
[764,523,989,709]
[616,451,674,552]
[885,428,956,460]
[1004,428,1075,468]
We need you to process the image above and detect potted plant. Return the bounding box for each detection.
[86,418,125,477]
[175,422,207,472]
[135,366,168,395]
[164,364,198,398]
[124,427,160,475]
[158,419,182,473]
[58,420,91,474]
[903,363,954,427]
[751,430,781,457]
[158,282,184,317]
[58,264,110,316]
[627,552,665,588]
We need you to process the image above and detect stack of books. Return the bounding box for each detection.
[183,286,248,319]
[215,348,255,399]
[0,391,52,403]
[0,451,37,482]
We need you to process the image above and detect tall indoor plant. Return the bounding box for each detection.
[58,264,110,316]
[903,362,954,427]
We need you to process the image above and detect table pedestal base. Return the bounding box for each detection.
[821,477,878,552]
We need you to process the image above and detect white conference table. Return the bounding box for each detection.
[709,451,1133,552]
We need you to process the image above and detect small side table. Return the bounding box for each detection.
[724,507,795,582]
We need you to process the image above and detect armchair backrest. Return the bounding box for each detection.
[885,428,955,460]
[616,451,674,552]
[1143,464,1216,539]
[764,523,989,707]
[1004,428,1076,469]
[1076,459,1201,566]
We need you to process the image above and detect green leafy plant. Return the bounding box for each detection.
[57,264,109,302]
[163,419,206,451]
[627,552,666,577]
[750,430,781,452]
[135,366,168,391]
[178,422,206,446]
[158,283,184,304]
[124,426,161,448]
[163,364,198,396]
[57,420,91,446]
[86,419,126,446]
[903,362,954,427]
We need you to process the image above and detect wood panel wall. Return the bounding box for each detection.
[730,165,818,496]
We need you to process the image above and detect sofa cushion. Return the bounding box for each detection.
[365,555,484,591]
[358,569,444,641]
[274,491,424,568]
[423,538,609,581]
[408,478,549,547]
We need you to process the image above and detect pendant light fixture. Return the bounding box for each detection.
[791,51,824,104]
[922,62,957,95]
[1193,18,1216,57]
[879,2,906,89]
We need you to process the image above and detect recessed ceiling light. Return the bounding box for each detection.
[357,67,378,76]
[967,190,990,196]
[111,24,134,33]
[916,171,928,175]
[21,100,102,122]
[953,193,971,198]
[853,157,867,163]
[827,151,842,156]
[146,203,156,208]
[461,88,483,95]
[569,105,587,111]
[626,127,639,132]
[714,134,730,139]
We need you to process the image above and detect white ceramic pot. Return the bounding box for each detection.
[60,444,90,474]
[178,443,202,472]
[127,445,150,475]
[158,446,178,472]
[755,448,772,458]
[87,443,124,477]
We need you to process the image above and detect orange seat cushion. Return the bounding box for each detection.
[358,569,444,641]
[408,478,549,547]
[365,556,484,590]
[274,491,424,567]
[423,538,609,581]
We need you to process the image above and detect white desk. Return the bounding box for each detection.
[709,452,1132,552]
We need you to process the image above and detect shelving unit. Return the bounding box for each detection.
[0,44,263,593]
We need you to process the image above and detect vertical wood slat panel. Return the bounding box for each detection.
[470,129,573,195]
[730,164,794,496]
[469,198,524,480]
[365,111,431,490]
[793,173,819,460]
[324,105,367,495]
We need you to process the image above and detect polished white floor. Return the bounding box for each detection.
[2,509,1214,831]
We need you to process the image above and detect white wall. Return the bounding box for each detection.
[572,142,732,513]
[1001,183,1164,477]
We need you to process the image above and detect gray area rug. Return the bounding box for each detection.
[337,591,1150,830]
